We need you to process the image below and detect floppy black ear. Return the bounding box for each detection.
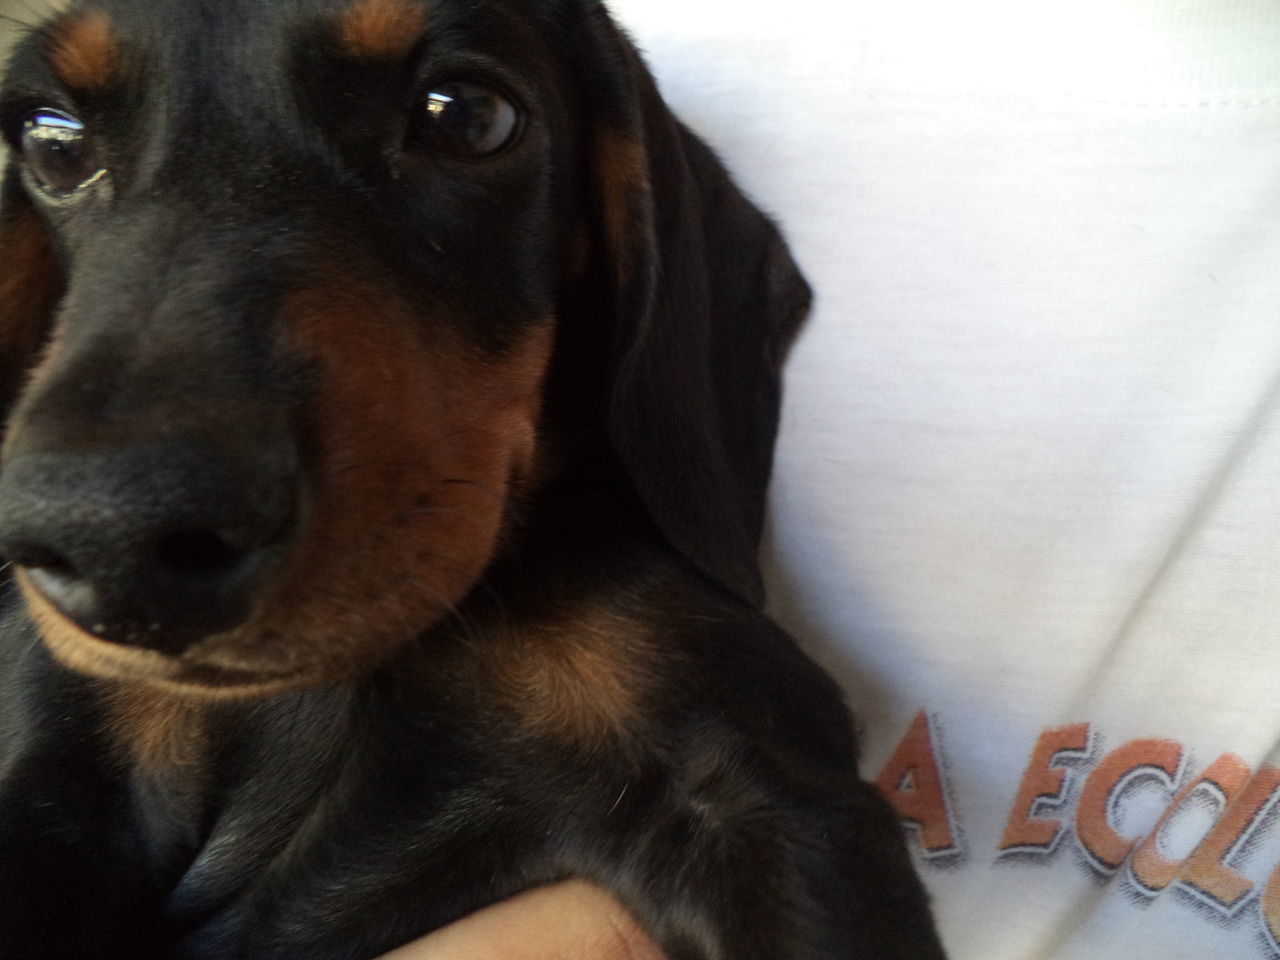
[575,5,811,608]
[0,163,63,431]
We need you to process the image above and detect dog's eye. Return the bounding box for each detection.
[412,81,520,158]
[19,109,105,197]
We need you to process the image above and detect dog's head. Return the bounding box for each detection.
[0,0,808,697]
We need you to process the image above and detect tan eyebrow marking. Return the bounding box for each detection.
[337,0,428,60]
[48,9,118,91]
[593,129,651,283]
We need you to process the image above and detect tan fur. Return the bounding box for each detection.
[337,0,428,60]
[594,129,650,283]
[48,9,117,91]
[0,208,62,391]
[484,605,655,749]
[208,284,553,677]
[223,283,550,682]
[100,682,209,769]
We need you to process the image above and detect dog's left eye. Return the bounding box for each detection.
[19,109,105,197]
[411,81,520,158]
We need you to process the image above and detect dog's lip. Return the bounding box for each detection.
[51,625,302,687]
[21,571,311,697]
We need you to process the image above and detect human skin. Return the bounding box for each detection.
[376,881,667,960]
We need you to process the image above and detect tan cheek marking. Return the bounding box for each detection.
[485,605,656,749]
[190,282,554,678]
[337,0,428,60]
[48,9,118,91]
[594,130,650,283]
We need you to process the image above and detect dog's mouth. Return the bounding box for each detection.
[21,528,282,655]
[17,567,315,698]
[16,568,318,698]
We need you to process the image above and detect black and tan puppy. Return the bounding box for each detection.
[0,1,945,957]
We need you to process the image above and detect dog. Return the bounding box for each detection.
[0,0,946,957]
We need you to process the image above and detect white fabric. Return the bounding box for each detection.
[605,1,1280,957]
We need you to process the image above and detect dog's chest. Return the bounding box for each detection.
[149,689,598,958]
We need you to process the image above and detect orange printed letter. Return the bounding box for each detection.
[999,723,1090,854]
[1129,753,1251,895]
[1076,738,1183,873]
[875,710,958,855]
[1182,764,1280,912]
[1263,855,1280,949]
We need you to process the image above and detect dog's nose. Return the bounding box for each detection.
[0,445,294,655]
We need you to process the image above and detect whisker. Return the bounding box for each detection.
[606,782,629,817]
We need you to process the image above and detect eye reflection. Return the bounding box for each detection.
[28,112,83,135]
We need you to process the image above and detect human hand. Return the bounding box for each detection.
[376,880,666,960]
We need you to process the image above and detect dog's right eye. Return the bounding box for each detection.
[19,109,106,197]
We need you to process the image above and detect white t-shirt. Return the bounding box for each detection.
[607,1,1280,957]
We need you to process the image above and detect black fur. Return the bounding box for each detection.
[0,1,945,957]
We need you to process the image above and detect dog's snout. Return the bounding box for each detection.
[0,443,295,654]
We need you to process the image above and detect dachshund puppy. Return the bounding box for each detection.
[0,0,946,957]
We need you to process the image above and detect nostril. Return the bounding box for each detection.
[154,530,249,579]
